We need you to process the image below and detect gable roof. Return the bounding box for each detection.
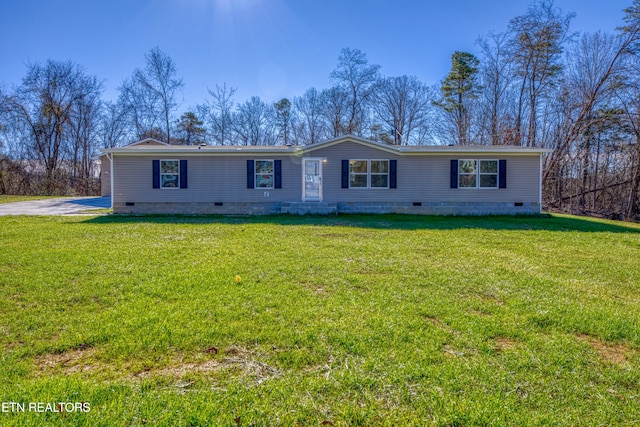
[127,138,170,147]
[103,135,551,155]
[301,135,401,155]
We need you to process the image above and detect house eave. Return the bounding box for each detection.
[102,135,552,156]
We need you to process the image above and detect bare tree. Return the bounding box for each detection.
[543,28,639,185]
[2,60,102,194]
[117,76,158,140]
[330,48,380,136]
[119,47,183,143]
[100,101,128,148]
[233,96,275,146]
[321,86,350,138]
[508,0,574,147]
[477,32,516,145]
[371,75,434,145]
[293,87,325,145]
[67,75,102,194]
[618,0,640,219]
[199,83,236,145]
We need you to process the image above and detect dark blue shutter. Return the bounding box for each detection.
[341,160,349,188]
[274,160,282,189]
[498,159,507,189]
[152,160,160,189]
[247,160,254,189]
[450,159,458,189]
[179,160,188,189]
[389,160,397,189]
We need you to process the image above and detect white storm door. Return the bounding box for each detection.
[303,158,322,201]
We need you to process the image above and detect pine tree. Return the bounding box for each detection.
[436,51,480,145]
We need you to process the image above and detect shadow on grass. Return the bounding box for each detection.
[82,213,640,233]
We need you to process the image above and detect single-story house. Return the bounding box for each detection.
[101,135,551,215]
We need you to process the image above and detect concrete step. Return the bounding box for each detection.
[281,202,338,215]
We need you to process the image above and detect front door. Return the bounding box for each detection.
[303,158,322,201]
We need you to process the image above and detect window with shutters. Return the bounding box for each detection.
[458,159,499,189]
[349,159,389,189]
[160,160,180,188]
[255,160,274,189]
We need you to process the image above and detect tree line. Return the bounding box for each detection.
[1,0,640,221]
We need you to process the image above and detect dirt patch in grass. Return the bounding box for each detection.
[34,346,282,385]
[493,336,522,353]
[461,291,505,306]
[222,345,281,384]
[479,293,505,306]
[425,315,458,336]
[34,347,98,376]
[133,345,281,385]
[135,359,221,379]
[33,344,282,385]
[466,307,493,317]
[577,334,634,365]
[299,280,329,295]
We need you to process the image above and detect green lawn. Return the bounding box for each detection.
[0,214,639,426]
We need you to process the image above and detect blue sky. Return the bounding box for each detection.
[0,0,631,110]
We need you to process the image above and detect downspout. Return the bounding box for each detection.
[539,152,543,214]
[108,152,114,209]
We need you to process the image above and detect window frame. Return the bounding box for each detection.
[160,159,180,189]
[349,159,369,189]
[348,159,390,189]
[457,159,477,189]
[479,159,499,189]
[370,159,390,189]
[254,159,275,189]
[458,159,499,189]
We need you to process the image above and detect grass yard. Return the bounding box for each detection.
[0,213,639,426]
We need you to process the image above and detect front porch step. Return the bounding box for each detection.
[280,202,338,215]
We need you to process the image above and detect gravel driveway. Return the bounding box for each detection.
[0,197,111,215]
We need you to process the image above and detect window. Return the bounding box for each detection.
[458,159,498,189]
[349,160,368,188]
[349,160,389,189]
[343,159,396,189]
[160,160,180,188]
[255,160,274,189]
[458,160,477,188]
[371,160,389,188]
[247,160,281,189]
[479,160,498,188]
